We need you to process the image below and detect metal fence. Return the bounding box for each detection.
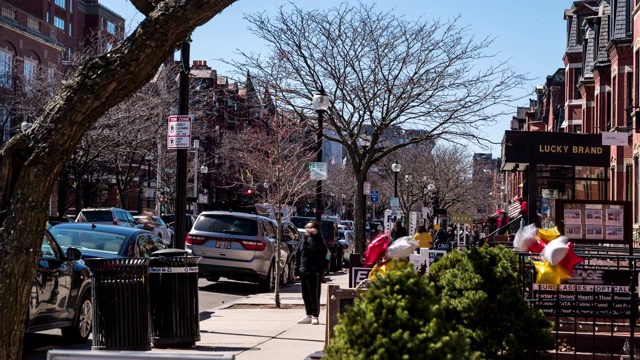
[517,248,639,359]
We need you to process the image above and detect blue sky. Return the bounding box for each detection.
[105,1,570,154]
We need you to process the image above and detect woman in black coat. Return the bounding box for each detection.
[294,220,328,325]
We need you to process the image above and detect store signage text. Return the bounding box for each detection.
[538,145,603,155]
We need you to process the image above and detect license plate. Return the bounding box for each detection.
[215,241,231,249]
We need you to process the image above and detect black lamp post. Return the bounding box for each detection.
[392,161,401,197]
[312,88,330,221]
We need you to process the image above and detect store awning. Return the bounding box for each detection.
[501,130,609,171]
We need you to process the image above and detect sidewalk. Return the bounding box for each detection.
[159,270,349,360]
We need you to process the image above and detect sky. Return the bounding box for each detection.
[103,0,570,155]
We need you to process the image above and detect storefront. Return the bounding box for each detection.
[501,131,610,228]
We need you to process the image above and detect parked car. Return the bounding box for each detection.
[185,211,290,292]
[290,216,343,272]
[26,231,92,343]
[338,229,356,266]
[162,213,197,232]
[340,220,354,230]
[75,207,137,228]
[50,223,167,259]
[280,220,301,285]
[134,215,174,246]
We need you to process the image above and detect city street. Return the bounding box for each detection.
[22,278,262,360]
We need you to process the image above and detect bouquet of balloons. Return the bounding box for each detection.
[513,224,584,285]
[363,232,419,280]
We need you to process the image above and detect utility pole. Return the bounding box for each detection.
[174,40,190,249]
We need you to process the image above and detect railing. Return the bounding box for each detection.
[27,15,39,31]
[484,214,522,246]
[1,4,15,21]
[517,251,640,358]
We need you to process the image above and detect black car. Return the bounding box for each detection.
[290,216,343,272]
[49,223,167,259]
[26,231,92,343]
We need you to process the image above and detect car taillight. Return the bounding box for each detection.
[240,240,266,251]
[186,234,208,245]
[342,243,348,249]
[113,220,118,225]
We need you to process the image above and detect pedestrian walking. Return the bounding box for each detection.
[294,220,328,325]
[413,225,432,250]
[391,220,408,241]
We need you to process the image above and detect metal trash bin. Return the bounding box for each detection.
[85,258,151,351]
[149,249,201,348]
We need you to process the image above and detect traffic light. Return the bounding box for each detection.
[247,189,253,195]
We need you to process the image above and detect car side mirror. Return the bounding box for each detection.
[66,247,82,261]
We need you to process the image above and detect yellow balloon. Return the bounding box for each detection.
[538,227,561,243]
[533,260,570,285]
[369,260,403,280]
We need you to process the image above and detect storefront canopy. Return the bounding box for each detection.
[501,131,610,171]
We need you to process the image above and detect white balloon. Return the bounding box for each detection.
[513,224,538,252]
[387,236,419,259]
[541,236,569,265]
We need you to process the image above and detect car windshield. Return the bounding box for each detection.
[50,228,127,254]
[153,217,167,226]
[194,215,258,236]
[290,217,308,229]
[79,211,112,222]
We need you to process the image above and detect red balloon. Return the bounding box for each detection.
[364,232,392,267]
[528,239,546,253]
[558,242,583,276]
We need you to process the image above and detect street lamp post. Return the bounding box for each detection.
[392,161,401,197]
[199,164,208,212]
[312,88,330,221]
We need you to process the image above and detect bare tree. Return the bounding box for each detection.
[218,82,316,305]
[0,1,236,358]
[235,2,526,253]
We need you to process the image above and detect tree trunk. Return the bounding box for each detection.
[354,172,367,255]
[275,211,281,308]
[0,1,236,358]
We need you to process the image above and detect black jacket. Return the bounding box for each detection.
[294,233,328,275]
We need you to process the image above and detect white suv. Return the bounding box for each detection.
[75,207,137,227]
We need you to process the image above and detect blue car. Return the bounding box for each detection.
[26,231,91,343]
[49,223,167,259]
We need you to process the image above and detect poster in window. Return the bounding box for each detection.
[563,209,582,225]
[585,225,603,240]
[606,226,624,241]
[584,209,602,225]
[605,208,623,226]
[565,224,583,239]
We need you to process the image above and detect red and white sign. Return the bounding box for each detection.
[167,115,192,149]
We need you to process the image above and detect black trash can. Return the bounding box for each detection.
[149,249,201,348]
[86,258,151,351]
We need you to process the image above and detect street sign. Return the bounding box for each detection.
[167,115,192,149]
[390,196,399,208]
[370,190,379,203]
[451,213,473,224]
[309,162,328,180]
[363,181,371,195]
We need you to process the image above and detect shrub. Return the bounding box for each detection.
[429,245,554,359]
[324,261,475,360]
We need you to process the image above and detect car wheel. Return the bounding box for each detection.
[259,262,275,293]
[61,292,92,344]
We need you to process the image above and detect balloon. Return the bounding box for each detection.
[387,236,419,259]
[369,259,401,279]
[540,236,569,265]
[533,260,570,285]
[513,224,539,251]
[558,242,584,275]
[364,232,392,267]
[538,227,561,243]
[528,239,546,253]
